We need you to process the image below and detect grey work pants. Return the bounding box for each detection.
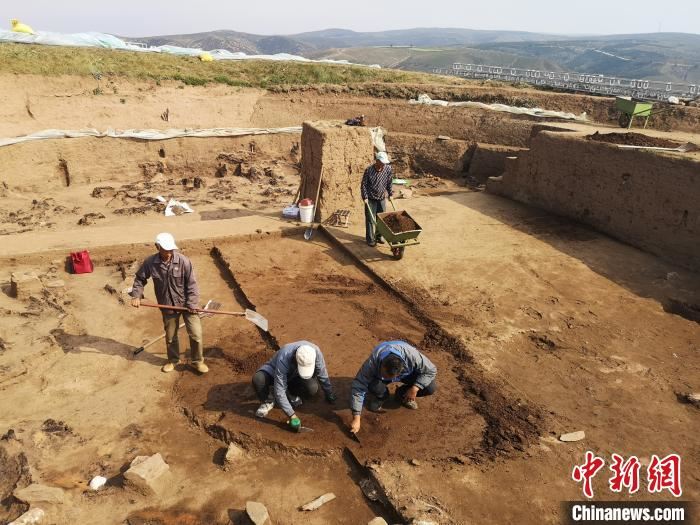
[162,311,203,364]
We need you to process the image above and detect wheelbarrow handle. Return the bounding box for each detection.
[364,200,377,226]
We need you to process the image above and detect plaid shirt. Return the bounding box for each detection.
[361,163,393,201]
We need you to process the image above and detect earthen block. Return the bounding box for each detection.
[9,508,45,525]
[10,272,43,300]
[123,453,170,495]
[245,501,270,525]
[225,442,245,465]
[14,484,65,504]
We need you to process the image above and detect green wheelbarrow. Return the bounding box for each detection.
[365,200,422,260]
[615,96,655,129]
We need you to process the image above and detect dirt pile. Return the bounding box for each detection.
[586,131,680,148]
[381,211,419,233]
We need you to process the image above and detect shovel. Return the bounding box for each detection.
[133,299,220,356]
[304,168,324,241]
[140,302,269,332]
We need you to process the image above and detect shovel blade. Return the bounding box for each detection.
[245,309,269,332]
[304,227,313,240]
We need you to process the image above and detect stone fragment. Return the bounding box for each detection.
[409,459,421,466]
[300,492,336,511]
[245,501,270,525]
[44,280,65,289]
[681,392,700,408]
[559,431,586,442]
[89,476,107,490]
[9,508,45,525]
[123,453,169,495]
[437,135,451,141]
[14,484,65,504]
[368,518,388,525]
[224,443,245,465]
[10,272,43,300]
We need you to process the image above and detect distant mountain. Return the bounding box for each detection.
[133,27,700,82]
[133,27,565,54]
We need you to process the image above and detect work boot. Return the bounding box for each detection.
[161,361,179,373]
[367,396,386,413]
[256,401,275,418]
[288,395,303,408]
[193,361,209,374]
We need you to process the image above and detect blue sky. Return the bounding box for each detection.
[6,0,700,36]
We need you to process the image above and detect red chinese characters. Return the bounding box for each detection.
[648,454,682,497]
[572,451,606,498]
[609,454,641,494]
[573,452,683,498]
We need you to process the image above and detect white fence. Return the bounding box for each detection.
[433,63,698,101]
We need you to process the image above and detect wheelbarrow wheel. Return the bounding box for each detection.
[618,113,631,128]
[391,246,405,260]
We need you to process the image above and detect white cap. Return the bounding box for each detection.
[296,345,316,379]
[155,232,178,251]
[375,151,390,164]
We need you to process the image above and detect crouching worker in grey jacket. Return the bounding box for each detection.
[349,340,437,434]
[252,341,336,432]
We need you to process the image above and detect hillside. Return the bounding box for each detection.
[0,43,461,88]
[134,27,566,55]
[134,27,700,83]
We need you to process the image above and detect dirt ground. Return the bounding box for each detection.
[0,73,699,525]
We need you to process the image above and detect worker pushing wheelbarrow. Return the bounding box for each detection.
[366,199,422,260]
[361,151,422,260]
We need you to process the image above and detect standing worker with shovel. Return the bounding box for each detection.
[129,232,208,374]
[361,151,393,247]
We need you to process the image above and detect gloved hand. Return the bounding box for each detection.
[288,415,301,432]
[325,391,337,404]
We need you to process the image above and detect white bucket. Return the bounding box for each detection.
[299,204,314,223]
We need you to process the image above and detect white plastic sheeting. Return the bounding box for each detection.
[409,94,588,121]
[0,29,370,66]
[0,126,302,148]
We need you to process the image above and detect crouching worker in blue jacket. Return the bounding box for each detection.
[252,341,336,432]
[349,340,437,434]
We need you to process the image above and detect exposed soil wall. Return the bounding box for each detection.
[273,84,700,134]
[464,143,527,183]
[253,95,537,147]
[487,132,700,269]
[0,134,299,192]
[384,132,471,178]
[301,121,374,221]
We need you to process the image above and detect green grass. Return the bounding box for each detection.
[0,43,463,88]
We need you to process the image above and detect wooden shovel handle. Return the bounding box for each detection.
[140,302,245,316]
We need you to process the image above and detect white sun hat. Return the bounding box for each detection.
[296,344,317,379]
[155,232,178,251]
[375,151,390,164]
